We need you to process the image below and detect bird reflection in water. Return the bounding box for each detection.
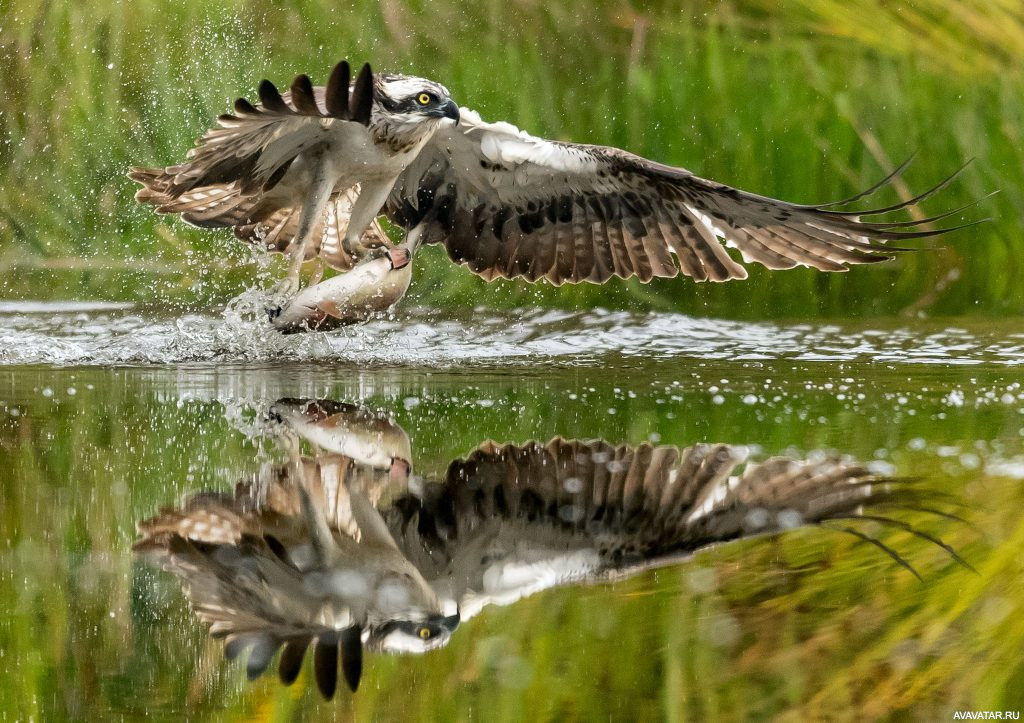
[134,398,967,699]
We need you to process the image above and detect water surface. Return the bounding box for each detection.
[1,302,1022,367]
[1,306,1023,720]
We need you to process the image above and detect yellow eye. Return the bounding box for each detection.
[417,93,431,106]
[418,627,431,639]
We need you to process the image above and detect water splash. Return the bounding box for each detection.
[0,301,1021,367]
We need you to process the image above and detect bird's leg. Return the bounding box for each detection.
[347,487,403,553]
[282,430,303,471]
[276,158,335,299]
[340,177,399,265]
[297,474,339,568]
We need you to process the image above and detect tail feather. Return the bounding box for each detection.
[132,494,246,550]
[130,167,393,271]
[232,193,392,271]
[130,166,272,228]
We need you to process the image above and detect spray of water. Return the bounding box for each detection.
[0,300,1022,368]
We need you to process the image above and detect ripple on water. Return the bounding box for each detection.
[0,300,1021,367]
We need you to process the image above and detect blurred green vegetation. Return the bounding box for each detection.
[0,0,1020,318]
[1,362,1023,719]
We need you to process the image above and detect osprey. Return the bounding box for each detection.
[129,60,978,329]
[134,398,967,698]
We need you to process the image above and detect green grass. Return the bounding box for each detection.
[0,0,1021,318]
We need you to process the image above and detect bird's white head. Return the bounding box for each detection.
[365,611,461,654]
[371,74,460,152]
[376,74,459,123]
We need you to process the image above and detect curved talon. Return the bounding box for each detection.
[265,277,300,322]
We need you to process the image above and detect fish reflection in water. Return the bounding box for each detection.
[133,398,966,699]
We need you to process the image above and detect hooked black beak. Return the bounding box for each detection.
[441,611,461,632]
[441,99,460,124]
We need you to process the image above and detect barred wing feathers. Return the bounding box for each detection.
[133,464,367,697]
[386,439,961,619]
[130,61,374,200]
[388,109,974,285]
[129,62,389,271]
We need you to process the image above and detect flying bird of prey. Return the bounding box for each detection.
[129,60,977,328]
[134,398,967,698]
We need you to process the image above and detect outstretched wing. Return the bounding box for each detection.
[385,438,962,619]
[386,109,975,285]
[129,62,393,270]
[130,61,375,200]
[132,474,359,634]
[133,466,370,697]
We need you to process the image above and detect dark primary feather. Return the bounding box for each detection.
[246,636,280,680]
[127,60,374,203]
[325,61,351,119]
[314,632,340,699]
[258,79,291,114]
[386,439,966,586]
[278,637,310,685]
[289,74,320,116]
[350,63,375,126]
[340,626,364,692]
[387,112,982,286]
